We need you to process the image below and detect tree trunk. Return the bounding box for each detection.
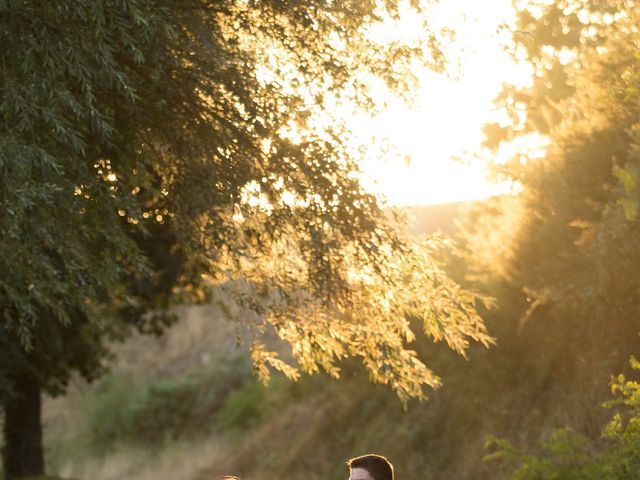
[2,374,44,479]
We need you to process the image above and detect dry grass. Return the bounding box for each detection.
[55,435,229,480]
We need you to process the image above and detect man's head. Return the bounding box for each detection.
[347,454,394,480]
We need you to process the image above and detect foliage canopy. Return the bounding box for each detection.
[463,0,640,365]
[462,1,640,475]
[0,0,491,406]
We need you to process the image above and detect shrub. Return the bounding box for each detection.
[218,380,265,430]
[81,356,252,452]
[485,357,640,479]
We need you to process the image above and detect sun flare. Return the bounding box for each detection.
[355,0,533,206]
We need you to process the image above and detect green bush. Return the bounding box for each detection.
[485,357,640,479]
[216,371,307,430]
[83,373,136,450]
[218,379,265,430]
[81,356,252,452]
[126,375,203,444]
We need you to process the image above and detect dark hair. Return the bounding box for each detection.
[348,454,394,480]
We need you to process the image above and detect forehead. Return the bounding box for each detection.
[350,467,374,480]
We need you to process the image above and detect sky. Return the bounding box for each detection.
[356,0,532,206]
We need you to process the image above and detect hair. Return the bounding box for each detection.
[348,454,394,480]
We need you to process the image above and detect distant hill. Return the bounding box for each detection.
[399,200,475,237]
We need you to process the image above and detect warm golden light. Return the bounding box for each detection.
[355,0,533,206]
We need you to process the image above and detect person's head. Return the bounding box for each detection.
[347,454,394,480]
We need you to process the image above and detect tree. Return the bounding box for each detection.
[467,0,639,348]
[455,0,640,435]
[482,0,628,148]
[1,2,493,477]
